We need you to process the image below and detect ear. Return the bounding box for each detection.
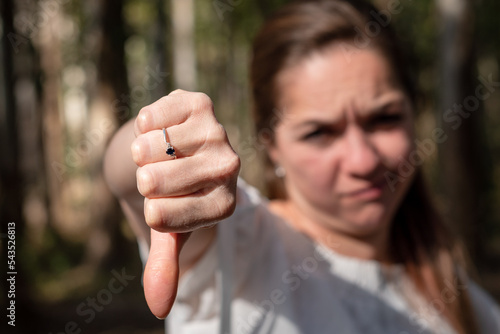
[267,141,280,166]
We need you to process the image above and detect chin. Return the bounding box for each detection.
[340,207,391,238]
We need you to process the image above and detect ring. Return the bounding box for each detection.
[163,128,176,159]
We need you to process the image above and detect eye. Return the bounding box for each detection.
[301,127,338,142]
[370,113,404,128]
[303,128,325,139]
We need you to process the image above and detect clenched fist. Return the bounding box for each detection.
[131,90,240,318]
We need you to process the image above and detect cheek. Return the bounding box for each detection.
[279,142,340,193]
[372,128,414,169]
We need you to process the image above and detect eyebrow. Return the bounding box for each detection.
[292,95,407,131]
[293,119,343,130]
[361,93,407,114]
[360,99,407,120]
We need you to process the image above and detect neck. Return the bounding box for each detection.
[269,199,393,264]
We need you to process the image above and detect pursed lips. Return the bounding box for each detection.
[340,178,387,198]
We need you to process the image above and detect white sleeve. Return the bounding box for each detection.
[175,177,265,296]
[167,178,266,334]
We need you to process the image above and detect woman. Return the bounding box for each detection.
[104,0,500,333]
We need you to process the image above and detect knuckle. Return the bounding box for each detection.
[206,158,239,221]
[170,88,185,95]
[136,167,157,197]
[219,150,241,177]
[215,188,237,220]
[144,199,165,230]
[211,122,227,141]
[136,106,154,133]
[131,138,147,166]
[228,151,241,175]
[194,92,214,112]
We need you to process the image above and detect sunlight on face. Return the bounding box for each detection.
[270,45,416,238]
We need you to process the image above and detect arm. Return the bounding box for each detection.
[104,90,240,319]
[103,118,216,274]
[104,119,150,247]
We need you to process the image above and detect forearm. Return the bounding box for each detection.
[104,119,139,199]
[104,118,150,244]
[103,117,216,275]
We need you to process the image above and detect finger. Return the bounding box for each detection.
[131,116,222,166]
[135,90,214,136]
[136,149,239,198]
[143,183,237,233]
[136,157,206,199]
[144,230,191,319]
[131,127,182,167]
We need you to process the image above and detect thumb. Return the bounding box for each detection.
[144,230,191,319]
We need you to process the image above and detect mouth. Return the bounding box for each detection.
[342,179,386,200]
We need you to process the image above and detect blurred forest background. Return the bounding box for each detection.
[1,0,499,333]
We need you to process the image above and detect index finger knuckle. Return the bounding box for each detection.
[192,92,214,114]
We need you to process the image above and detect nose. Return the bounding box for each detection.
[341,126,381,178]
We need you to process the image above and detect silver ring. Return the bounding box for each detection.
[163,128,176,159]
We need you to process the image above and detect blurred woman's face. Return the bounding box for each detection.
[270,45,415,240]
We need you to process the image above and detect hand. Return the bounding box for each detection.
[131,90,240,319]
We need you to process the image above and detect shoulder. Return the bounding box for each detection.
[467,280,500,333]
[230,178,281,246]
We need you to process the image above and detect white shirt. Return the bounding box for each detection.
[139,179,500,334]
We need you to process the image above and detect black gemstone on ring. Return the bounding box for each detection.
[166,147,175,155]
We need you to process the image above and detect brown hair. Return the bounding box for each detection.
[250,0,478,332]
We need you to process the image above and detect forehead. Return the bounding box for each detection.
[276,46,403,121]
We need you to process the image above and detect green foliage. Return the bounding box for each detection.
[21,228,85,301]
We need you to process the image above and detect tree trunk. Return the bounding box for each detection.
[83,0,131,271]
[151,0,172,100]
[36,0,66,234]
[0,0,40,331]
[171,0,196,90]
[436,0,487,262]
